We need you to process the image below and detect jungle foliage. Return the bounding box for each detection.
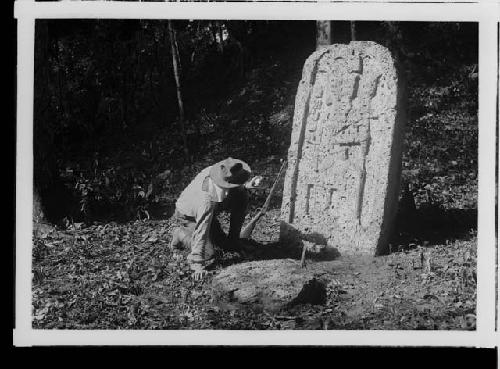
[34,20,478,224]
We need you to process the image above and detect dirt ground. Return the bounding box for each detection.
[32,207,477,330]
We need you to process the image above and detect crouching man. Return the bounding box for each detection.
[170,157,255,280]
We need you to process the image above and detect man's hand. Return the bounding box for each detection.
[190,263,208,281]
[193,269,208,281]
[225,238,253,259]
[244,175,264,189]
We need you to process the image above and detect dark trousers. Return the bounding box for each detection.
[211,186,249,249]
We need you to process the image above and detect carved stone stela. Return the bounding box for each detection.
[280,42,405,255]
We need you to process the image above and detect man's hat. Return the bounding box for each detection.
[209,157,251,189]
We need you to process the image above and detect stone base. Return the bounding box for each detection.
[211,259,338,312]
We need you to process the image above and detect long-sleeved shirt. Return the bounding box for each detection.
[176,166,228,217]
[175,165,228,265]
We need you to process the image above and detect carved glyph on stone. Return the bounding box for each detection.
[280,42,405,255]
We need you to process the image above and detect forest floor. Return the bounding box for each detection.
[32,206,476,330]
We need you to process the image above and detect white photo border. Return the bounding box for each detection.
[13,0,500,347]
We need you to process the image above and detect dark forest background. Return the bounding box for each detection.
[33,20,478,229]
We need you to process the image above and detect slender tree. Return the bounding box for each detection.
[316,21,331,50]
[167,20,189,160]
[33,20,50,224]
[350,21,357,41]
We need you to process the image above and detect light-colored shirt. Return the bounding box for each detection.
[206,172,228,203]
[176,165,230,266]
[175,166,228,220]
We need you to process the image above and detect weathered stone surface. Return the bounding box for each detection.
[280,42,406,255]
[211,259,337,312]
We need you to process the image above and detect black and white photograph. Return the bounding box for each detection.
[14,0,499,346]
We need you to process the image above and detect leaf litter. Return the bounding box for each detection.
[32,209,476,330]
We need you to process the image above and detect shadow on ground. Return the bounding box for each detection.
[216,238,341,269]
[392,204,477,252]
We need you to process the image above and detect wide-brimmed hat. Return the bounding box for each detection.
[209,157,251,189]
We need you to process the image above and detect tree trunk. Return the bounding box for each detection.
[34,20,50,225]
[316,21,331,50]
[350,21,357,41]
[218,21,224,54]
[210,21,218,47]
[383,21,402,60]
[167,20,189,161]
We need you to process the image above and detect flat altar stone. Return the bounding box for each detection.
[211,259,337,312]
[280,41,406,255]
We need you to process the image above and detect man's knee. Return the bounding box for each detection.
[170,213,195,250]
[170,227,192,250]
